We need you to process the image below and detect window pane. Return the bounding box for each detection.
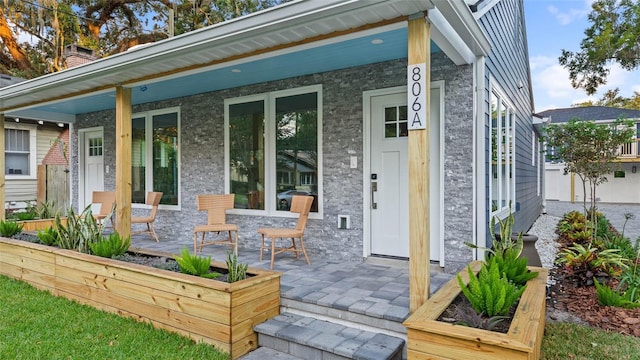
[132,117,146,204]
[275,92,318,212]
[152,113,179,206]
[5,129,30,175]
[490,93,498,212]
[229,100,265,209]
[501,101,508,206]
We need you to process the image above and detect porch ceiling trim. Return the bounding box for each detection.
[0,0,490,119]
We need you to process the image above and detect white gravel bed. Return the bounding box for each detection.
[527,214,562,268]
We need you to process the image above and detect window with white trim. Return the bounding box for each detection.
[490,86,516,217]
[5,125,36,178]
[131,107,180,207]
[225,85,322,215]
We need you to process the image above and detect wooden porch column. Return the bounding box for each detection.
[0,113,4,221]
[408,13,431,312]
[115,86,132,239]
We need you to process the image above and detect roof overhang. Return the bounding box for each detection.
[0,0,490,122]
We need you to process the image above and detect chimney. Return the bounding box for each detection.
[64,44,98,68]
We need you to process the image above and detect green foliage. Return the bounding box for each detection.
[225,251,248,283]
[55,206,105,253]
[567,230,592,244]
[0,220,23,237]
[36,227,58,246]
[595,215,613,239]
[559,0,640,95]
[618,264,640,303]
[601,234,637,260]
[542,118,635,220]
[457,264,525,317]
[174,247,221,279]
[594,278,640,309]
[35,200,60,219]
[465,203,522,258]
[557,243,630,285]
[15,211,36,221]
[89,233,131,258]
[486,249,539,286]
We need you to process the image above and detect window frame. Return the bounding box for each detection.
[131,106,181,210]
[224,84,323,219]
[4,123,37,180]
[489,82,516,220]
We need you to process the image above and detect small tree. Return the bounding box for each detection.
[542,117,635,219]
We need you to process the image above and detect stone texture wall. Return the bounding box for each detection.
[73,54,474,270]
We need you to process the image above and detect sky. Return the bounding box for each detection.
[524,0,640,112]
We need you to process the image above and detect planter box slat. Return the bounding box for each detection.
[17,218,67,232]
[404,261,548,360]
[0,238,281,359]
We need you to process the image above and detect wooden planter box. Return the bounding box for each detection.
[17,218,67,232]
[0,238,281,359]
[404,261,548,360]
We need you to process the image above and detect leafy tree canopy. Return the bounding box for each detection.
[0,0,281,79]
[559,0,640,95]
[572,88,640,110]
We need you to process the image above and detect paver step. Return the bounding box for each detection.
[254,312,404,360]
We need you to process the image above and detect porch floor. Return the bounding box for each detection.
[130,233,452,326]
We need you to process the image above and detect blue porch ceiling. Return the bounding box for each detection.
[35,28,440,118]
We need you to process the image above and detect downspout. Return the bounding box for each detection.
[473,55,486,259]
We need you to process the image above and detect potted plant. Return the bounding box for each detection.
[404,211,547,360]
[0,207,280,359]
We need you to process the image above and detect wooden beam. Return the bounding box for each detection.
[115,86,132,239]
[408,13,430,312]
[0,113,4,221]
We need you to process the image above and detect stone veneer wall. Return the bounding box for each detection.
[72,55,474,271]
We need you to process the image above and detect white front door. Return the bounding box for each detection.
[81,129,104,211]
[370,86,442,261]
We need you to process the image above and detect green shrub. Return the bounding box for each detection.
[601,234,637,260]
[225,251,247,283]
[594,278,640,309]
[486,248,538,286]
[15,211,36,221]
[457,264,525,317]
[174,247,220,279]
[35,200,59,219]
[55,206,105,253]
[0,220,23,237]
[557,243,630,285]
[37,227,58,246]
[89,233,131,258]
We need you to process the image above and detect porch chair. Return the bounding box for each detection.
[131,192,163,242]
[92,191,116,227]
[193,194,238,254]
[258,195,314,269]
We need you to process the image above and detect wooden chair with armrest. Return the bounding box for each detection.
[257,195,314,269]
[193,194,238,254]
[131,191,163,242]
[92,191,115,227]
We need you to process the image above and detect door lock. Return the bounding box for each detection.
[371,181,377,209]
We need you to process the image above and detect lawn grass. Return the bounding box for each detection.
[0,275,229,359]
[542,322,640,360]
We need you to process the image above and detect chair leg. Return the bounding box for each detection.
[260,234,265,261]
[193,233,198,254]
[149,222,159,242]
[299,236,311,265]
[270,237,276,270]
[146,223,154,241]
[233,231,238,256]
[291,238,299,259]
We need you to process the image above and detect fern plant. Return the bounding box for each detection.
[89,233,131,258]
[37,227,58,246]
[594,278,640,309]
[0,220,24,237]
[457,264,525,317]
[174,247,220,279]
[225,251,248,283]
[486,248,538,286]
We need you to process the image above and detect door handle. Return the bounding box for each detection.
[371,181,377,209]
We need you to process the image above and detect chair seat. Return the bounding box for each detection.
[195,224,238,233]
[257,228,302,238]
[132,216,153,223]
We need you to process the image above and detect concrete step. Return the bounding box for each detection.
[254,312,404,360]
[238,346,304,359]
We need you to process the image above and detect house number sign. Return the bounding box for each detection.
[407,63,426,130]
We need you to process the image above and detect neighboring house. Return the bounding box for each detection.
[539,106,640,204]
[0,74,68,211]
[0,0,543,273]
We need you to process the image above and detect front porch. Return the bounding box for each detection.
[129,233,452,359]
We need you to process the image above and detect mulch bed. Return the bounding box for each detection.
[547,267,640,337]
